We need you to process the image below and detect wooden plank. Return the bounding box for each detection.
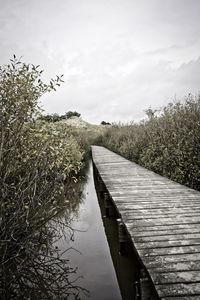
[120,212,200,220]
[115,204,200,211]
[152,270,200,284]
[115,200,200,206]
[123,216,200,227]
[107,186,192,192]
[113,195,200,201]
[121,212,200,220]
[108,186,195,196]
[108,185,191,192]
[132,233,200,243]
[155,282,200,297]
[126,223,200,233]
[118,207,200,215]
[142,253,200,265]
[114,201,200,209]
[135,239,200,250]
[112,195,200,201]
[146,260,200,273]
[139,245,200,257]
[128,227,200,238]
[162,296,200,299]
[115,202,200,209]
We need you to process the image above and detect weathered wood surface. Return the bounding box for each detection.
[92,146,200,299]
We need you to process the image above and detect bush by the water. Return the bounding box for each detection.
[97,96,200,191]
[0,57,88,298]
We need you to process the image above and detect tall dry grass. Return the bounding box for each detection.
[97,95,200,191]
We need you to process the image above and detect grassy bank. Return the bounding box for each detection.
[97,96,200,191]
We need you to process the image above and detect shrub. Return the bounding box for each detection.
[65,111,81,119]
[0,57,86,298]
[101,121,111,125]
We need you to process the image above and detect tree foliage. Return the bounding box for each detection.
[38,113,61,122]
[101,121,111,125]
[0,57,87,298]
[38,111,81,122]
[65,111,81,119]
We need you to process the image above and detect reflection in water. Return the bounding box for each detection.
[59,161,122,300]
[0,173,88,299]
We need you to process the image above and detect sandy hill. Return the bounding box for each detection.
[60,116,111,134]
[61,116,90,128]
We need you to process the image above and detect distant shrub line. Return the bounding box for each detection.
[38,110,81,122]
[97,96,200,191]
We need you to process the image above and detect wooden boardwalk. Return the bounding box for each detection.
[92,146,200,299]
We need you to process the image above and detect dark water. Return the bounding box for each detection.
[58,161,122,299]
[96,195,140,300]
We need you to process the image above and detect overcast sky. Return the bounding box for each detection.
[1,0,200,123]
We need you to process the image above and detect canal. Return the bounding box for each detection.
[58,161,140,299]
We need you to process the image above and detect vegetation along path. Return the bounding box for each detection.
[92,145,200,300]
